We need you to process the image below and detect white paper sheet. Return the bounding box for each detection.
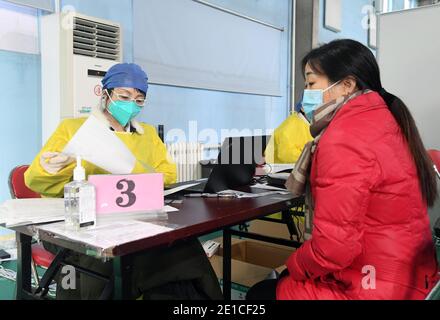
[251,183,287,192]
[0,199,65,228]
[164,182,204,197]
[37,220,173,250]
[266,163,295,174]
[268,173,291,180]
[96,205,179,222]
[63,115,136,174]
[164,205,179,213]
[0,199,179,228]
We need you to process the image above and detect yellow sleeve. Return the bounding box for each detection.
[24,120,78,198]
[152,133,177,186]
[131,126,177,186]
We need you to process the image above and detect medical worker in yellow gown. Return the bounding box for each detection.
[25,63,222,300]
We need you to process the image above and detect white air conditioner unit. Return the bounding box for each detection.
[41,12,123,145]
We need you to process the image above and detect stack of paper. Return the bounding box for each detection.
[0,199,65,228]
[37,220,173,251]
[0,198,179,229]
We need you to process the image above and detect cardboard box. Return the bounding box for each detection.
[248,217,306,245]
[210,239,294,300]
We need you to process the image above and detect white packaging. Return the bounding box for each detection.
[203,240,220,258]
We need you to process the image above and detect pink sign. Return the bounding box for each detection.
[88,173,164,215]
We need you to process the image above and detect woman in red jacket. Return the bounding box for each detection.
[248,39,439,300]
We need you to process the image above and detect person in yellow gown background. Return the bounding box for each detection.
[265,102,313,164]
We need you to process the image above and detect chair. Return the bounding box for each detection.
[426,150,440,300]
[8,165,55,285]
[428,149,440,179]
[8,166,41,200]
[426,218,440,300]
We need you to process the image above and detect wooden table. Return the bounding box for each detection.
[13,189,304,300]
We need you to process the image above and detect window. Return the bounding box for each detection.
[133,0,284,96]
[6,0,54,12]
[0,0,39,54]
[382,0,440,13]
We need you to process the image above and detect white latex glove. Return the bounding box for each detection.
[40,152,75,174]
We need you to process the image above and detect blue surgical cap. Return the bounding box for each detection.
[102,63,149,94]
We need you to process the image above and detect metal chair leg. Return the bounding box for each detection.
[31,258,40,287]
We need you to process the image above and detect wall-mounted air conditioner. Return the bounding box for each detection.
[41,12,123,144]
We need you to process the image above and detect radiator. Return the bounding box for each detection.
[167,143,205,183]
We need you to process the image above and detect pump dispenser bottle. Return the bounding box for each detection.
[64,156,96,230]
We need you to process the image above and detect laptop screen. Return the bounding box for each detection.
[217,136,270,166]
[203,136,271,193]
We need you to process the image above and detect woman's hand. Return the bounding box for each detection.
[40,152,75,174]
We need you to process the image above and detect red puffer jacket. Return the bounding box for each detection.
[277,92,439,300]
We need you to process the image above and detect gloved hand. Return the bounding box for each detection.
[40,152,75,174]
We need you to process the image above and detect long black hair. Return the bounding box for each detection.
[302,39,437,207]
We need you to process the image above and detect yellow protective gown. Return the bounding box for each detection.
[265,112,313,164]
[23,115,224,300]
[25,116,177,198]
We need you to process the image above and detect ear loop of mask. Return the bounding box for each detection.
[322,80,341,94]
[102,89,115,113]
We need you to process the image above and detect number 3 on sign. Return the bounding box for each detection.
[116,179,137,208]
[88,173,164,215]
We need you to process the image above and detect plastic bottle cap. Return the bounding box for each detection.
[73,156,86,181]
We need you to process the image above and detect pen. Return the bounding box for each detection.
[184,193,237,199]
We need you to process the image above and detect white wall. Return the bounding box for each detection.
[378,4,440,150]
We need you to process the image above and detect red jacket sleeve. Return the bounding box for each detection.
[287,134,380,281]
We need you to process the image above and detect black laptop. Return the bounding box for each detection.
[185,135,271,194]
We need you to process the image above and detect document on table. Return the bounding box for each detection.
[0,199,65,228]
[63,114,136,174]
[0,198,179,228]
[37,220,174,250]
[96,205,179,222]
[218,190,290,199]
[251,184,287,192]
[164,182,204,197]
[266,163,295,173]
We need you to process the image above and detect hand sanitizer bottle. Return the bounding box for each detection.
[64,156,96,230]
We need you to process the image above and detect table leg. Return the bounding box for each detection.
[112,256,131,300]
[282,209,298,240]
[34,249,69,297]
[16,233,32,300]
[223,228,232,301]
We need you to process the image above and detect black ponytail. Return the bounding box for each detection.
[302,39,438,207]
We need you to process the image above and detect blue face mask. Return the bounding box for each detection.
[302,81,340,121]
[106,91,142,127]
